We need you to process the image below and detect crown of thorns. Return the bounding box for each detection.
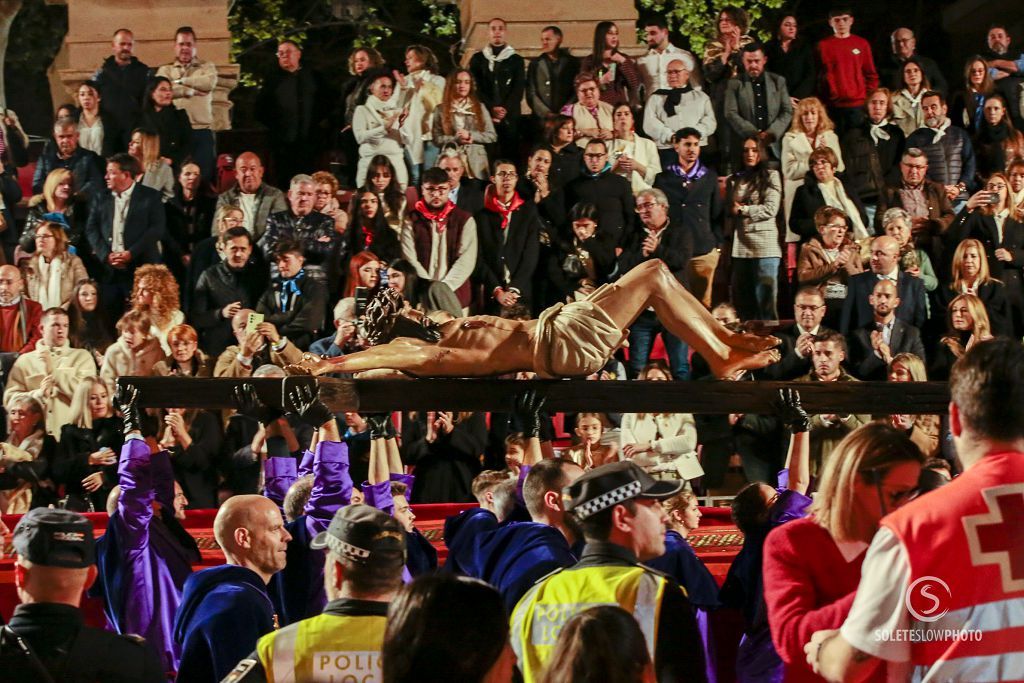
[363,288,405,346]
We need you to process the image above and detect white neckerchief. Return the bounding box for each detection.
[482,44,516,71]
[37,255,64,310]
[819,179,869,239]
[930,118,951,144]
[900,89,924,109]
[869,119,891,144]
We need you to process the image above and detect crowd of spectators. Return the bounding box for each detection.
[1,7,1024,683]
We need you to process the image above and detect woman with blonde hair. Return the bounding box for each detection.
[128,127,174,201]
[952,172,1024,334]
[130,264,184,353]
[432,68,497,181]
[782,97,843,232]
[938,237,1011,337]
[53,377,121,511]
[21,216,88,309]
[763,422,923,681]
[930,293,994,380]
[620,361,700,481]
[887,353,940,458]
[21,168,87,259]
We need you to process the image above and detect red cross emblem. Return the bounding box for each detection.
[963,483,1024,593]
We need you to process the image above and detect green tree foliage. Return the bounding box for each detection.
[637,0,785,54]
[229,0,460,88]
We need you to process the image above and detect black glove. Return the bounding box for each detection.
[366,413,393,440]
[234,383,284,425]
[116,383,142,436]
[286,379,335,428]
[774,388,810,434]
[513,389,546,439]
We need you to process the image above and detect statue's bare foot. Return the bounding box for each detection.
[729,331,781,354]
[285,353,333,377]
[714,349,781,379]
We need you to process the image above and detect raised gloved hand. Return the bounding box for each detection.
[513,389,546,439]
[366,413,394,440]
[286,378,335,428]
[774,387,810,434]
[116,383,142,436]
[234,383,283,425]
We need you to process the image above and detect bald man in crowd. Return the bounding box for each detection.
[215,151,288,238]
[173,493,292,682]
[840,235,928,334]
[0,264,42,353]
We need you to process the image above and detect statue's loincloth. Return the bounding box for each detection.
[533,284,628,378]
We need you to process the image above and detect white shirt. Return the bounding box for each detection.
[111,182,135,252]
[877,268,900,282]
[239,192,258,234]
[993,209,1010,244]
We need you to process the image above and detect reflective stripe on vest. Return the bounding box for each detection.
[256,612,387,683]
[509,565,666,683]
[882,453,1024,680]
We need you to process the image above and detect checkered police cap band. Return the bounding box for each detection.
[573,481,643,519]
[324,534,371,563]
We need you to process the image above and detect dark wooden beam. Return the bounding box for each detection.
[122,377,950,415]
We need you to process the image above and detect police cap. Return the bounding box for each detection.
[563,461,683,519]
[12,508,96,569]
[311,504,406,564]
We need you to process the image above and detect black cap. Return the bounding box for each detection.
[310,504,406,564]
[563,461,683,519]
[12,508,96,569]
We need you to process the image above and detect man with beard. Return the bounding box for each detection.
[401,167,478,310]
[91,384,200,674]
[92,29,150,140]
[848,279,926,380]
[796,330,869,474]
[637,16,699,98]
[981,24,1024,128]
[192,227,269,356]
[510,462,708,682]
[906,92,977,207]
[0,265,41,353]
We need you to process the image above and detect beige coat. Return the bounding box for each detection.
[155,58,218,129]
[4,343,96,439]
[100,337,167,391]
[21,252,89,309]
[214,340,303,378]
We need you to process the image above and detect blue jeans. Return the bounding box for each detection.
[731,257,780,321]
[628,311,690,380]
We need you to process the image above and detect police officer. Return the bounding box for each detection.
[0,507,164,683]
[223,504,407,682]
[510,461,708,683]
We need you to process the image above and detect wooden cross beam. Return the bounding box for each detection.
[122,377,951,415]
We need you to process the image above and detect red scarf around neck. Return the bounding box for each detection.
[484,190,524,230]
[414,199,457,233]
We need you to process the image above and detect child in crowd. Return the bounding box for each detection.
[100,310,166,390]
[564,412,619,469]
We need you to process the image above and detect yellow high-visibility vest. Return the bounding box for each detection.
[509,564,667,683]
[255,611,387,683]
